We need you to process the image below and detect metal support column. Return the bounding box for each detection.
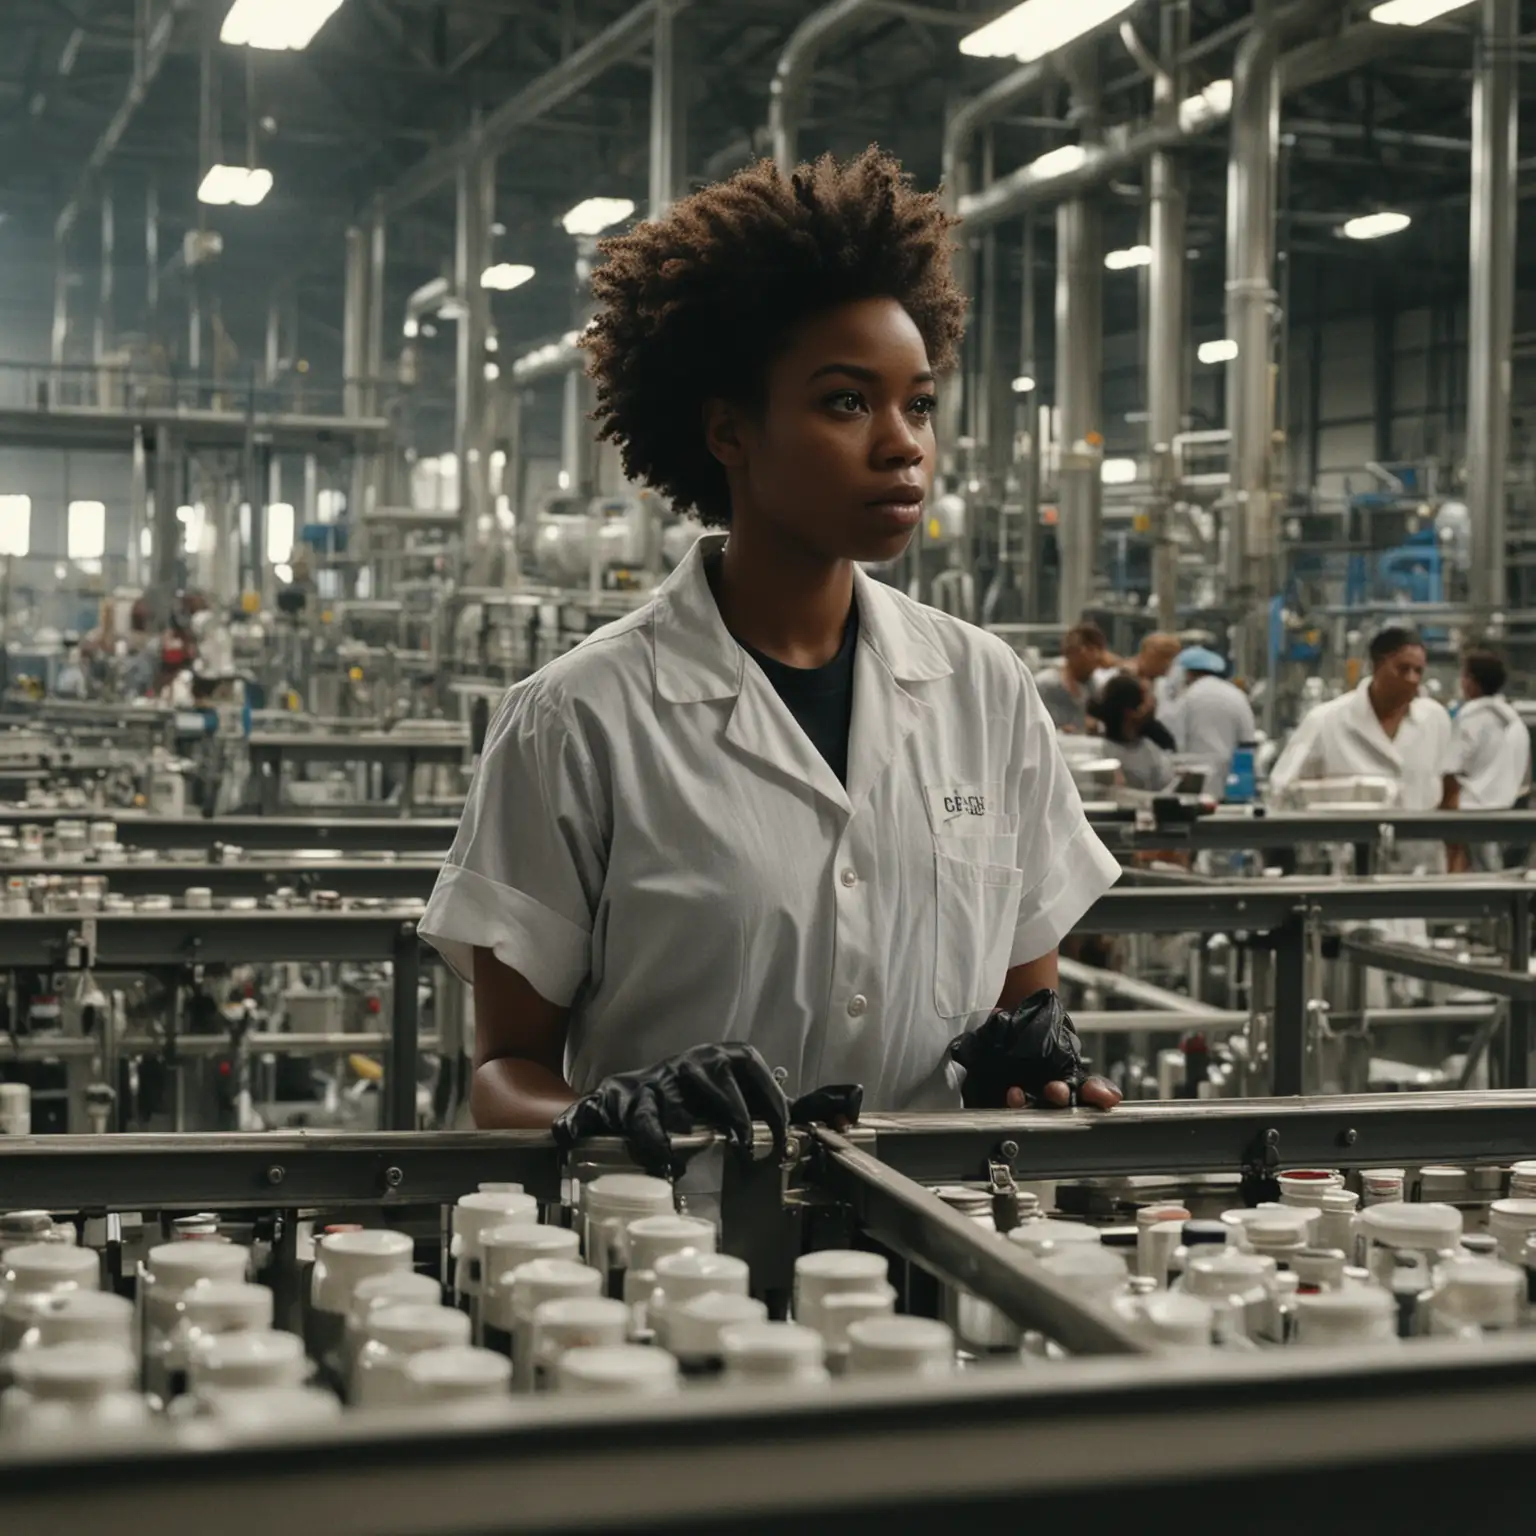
[342,228,367,419]
[1224,9,1281,685]
[1017,212,1041,618]
[388,924,421,1132]
[1147,1,1189,630]
[146,179,159,324]
[1466,0,1518,629]
[366,201,387,416]
[649,0,682,219]
[1271,911,1306,1095]
[152,428,180,596]
[455,139,495,551]
[51,236,68,370]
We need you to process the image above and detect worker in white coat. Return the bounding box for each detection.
[1453,647,1531,871]
[420,152,1123,1174]
[1164,647,1256,801]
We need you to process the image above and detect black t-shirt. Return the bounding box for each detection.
[740,604,859,786]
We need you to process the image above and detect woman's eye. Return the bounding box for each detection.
[825,390,865,413]
[910,394,938,417]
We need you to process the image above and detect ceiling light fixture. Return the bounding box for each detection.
[1369,0,1474,25]
[1100,458,1138,486]
[1012,375,1037,394]
[1197,338,1239,365]
[561,197,635,237]
[1340,210,1412,241]
[480,263,536,292]
[960,0,1135,61]
[221,0,347,51]
[197,165,273,207]
[1104,245,1153,271]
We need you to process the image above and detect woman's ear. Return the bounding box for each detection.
[703,398,748,468]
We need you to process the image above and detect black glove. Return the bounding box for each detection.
[948,989,1083,1109]
[553,1042,790,1177]
[788,1083,863,1129]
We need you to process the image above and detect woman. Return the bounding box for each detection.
[1089,675,1178,793]
[421,151,1123,1174]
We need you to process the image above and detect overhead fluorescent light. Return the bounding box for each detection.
[1178,78,1233,133]
[0,494,31,558]
[1369,0,1474,25]
[1027,144,1090,181]
[222,0,347,50]
[1105,245,1153,271]
[481,263,536,292]
[1012,375,1037,394]
[67,500,106,562]
[1101,458,1138,486]
[265,503,295,566]
[960,0,1136,62]
[1198,338,1239,365]
[403,317,420,339]
[561,198,635,237]
[197,165,273,207]
[484,362,501,382]
[1340,210,1412,241]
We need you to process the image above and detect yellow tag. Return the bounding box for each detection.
[348,666,364,683]
[1132,513,1151,533]
[240,591,260,615]
[927,517,941,540]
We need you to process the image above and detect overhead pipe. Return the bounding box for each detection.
[382,1,691,218]
[770,0,881,172]
[1466,0,1518,629]
[956,19,1418,235]
[454,141,497,550]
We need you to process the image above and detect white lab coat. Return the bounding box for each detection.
[421,533,1120,1110]
[1453,695,1530,810]
[1165,675,1256,800]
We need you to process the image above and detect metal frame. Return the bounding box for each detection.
[1087,807,1536,853]
[0,860,443,900]
[245,735,465,816]
[0,814,459,853]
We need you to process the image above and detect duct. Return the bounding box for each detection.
[942,61,1054,203]
[957,19,1418,235]
[455,143,497,552]
[770,0,879,172]
[1147,2,1189,631]
[55,0,196,243]
[1466,0,1518,629]
[382,2,689,218]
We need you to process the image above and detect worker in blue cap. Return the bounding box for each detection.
[1164,647,1256,800]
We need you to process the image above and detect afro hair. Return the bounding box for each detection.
[582,147,966,528]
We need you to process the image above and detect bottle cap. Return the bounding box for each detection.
[200,1384,341,1430]
[348,1271,443,1324]
[507,1259,603,1324]
[181,1281,275,1334]
[625,1215,716,1274]
[451,1192,540,1250]
[1037,1245,1129,1296]
[583,1175,675,1217]
[1356,1201,1463,1251]
[364,1303,472,1354]
[1135,1204,1191,1229]
[1321,1190,1360,1213]
[1292,1286,1397,1345]
[721,1320,827,1377]
[665,1292,767,1358]
[309,1229,413,1313]
[402,1345,512,1400]
[846,1316,954,1376]
[653,1251,750,1306]
[31,1290,134,1348]
[3,1243,100,1292]
[189,1330,310,1391]
[1433,1259,1522,1329]
[1112,1290,1213,1348]
[1006,1220,1101,1254]
[10,1341,136,1398]
[481,1224,580,1278]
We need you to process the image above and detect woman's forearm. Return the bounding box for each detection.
[470,1056,580,1130]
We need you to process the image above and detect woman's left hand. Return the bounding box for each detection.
[950,991,1121,1111]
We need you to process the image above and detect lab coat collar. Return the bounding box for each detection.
[1459,693,1521,729]
[651,533,952,704]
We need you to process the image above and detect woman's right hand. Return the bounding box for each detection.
[553,1042,792,1177]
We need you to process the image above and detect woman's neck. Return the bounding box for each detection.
[711,523,855,668]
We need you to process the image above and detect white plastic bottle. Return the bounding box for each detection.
[1110,1290,1214,1350]
[1316,1190,1360,1256]
[0,1244,101,1356]
[351,1303,473,1408]
[186,1330,312,1403]
[305,1229,414,1382]
[664,1292,768,1380]
[192,1384,341,1435]
[622,1215,717,1338]
[792,1250,890,1336]
[1290,1285,1397,1346]
[649,1252,751,1355]
[17,1291,135,1354]
[1428,1258,1524,1336]
[556,1344,680,1397]
[156,1280,274,1400]
[810,1287,897,1376]
[721,1320,830,1385]
[580,1175,676,1296]
[1353,1202,1463,1287]
[449,1191,540,1320]
[504,1258,605,1390]
[0,1342,150,1440]
[478,1225,582,1349]
[528,1296,633,1390]
[343,1271,444,1381]
[400,1345,512,1404]
[1134,1205,1190,1286]
[1486,1199,1536,1264]
[846,1317,955,1378]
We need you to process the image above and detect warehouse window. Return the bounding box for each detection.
[68,500,106,571]
[266,502,295,564]
[0,495,30,558]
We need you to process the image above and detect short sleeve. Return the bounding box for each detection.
[419,680,607,1004]
[1267,710,1323,798]
[1008,659,1122,965]
[1436,709,1459,780]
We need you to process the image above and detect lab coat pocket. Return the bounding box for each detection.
[933,849,1025,1019]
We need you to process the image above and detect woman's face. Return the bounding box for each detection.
[705,296,938,565]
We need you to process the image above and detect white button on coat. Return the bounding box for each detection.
[421,534,1120,1110]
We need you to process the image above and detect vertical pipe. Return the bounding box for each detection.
[96,192,115,367]
[1147,1,1189,631]
[129,423,148,586]
[1055,196,1103,626]
[1467,0,1517,628]
[145,178,159,323]
[342,227,366,418]
[265,294,280,386]
[388,923,421,1131]
[1224,10,1281,684]
[455,141,495,550]
[51,236,68,369]
[1018,213,1040,617]
[367,200,387,415]
[649,0,678,219]
[153,427,179,593]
